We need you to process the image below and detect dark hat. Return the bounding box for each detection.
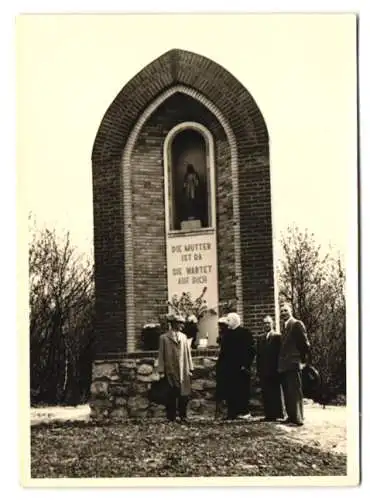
[173,313,186,323]
[166,312,176,322]
[302,364,321,398]
[166,312,185,324]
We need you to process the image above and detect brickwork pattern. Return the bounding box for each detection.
[92,49,274,355]
[93,49,268,166]
[239,152,275,326]
[129,93,234,351]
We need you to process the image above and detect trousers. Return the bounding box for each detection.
[166,385,189,421]
[280,369,304,424]
[261,376,284,419]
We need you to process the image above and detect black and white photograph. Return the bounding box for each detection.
[16,11,360,487]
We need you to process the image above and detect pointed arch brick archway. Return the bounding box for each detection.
[92,49,276,356]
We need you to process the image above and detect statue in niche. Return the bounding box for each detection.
[183,163,201,221]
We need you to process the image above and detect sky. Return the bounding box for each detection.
[17,13,357,264]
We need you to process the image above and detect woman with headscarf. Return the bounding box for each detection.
[222,312,256,420]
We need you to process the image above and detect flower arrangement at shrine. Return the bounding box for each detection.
[141,287,220,350]
[167,287,217,346]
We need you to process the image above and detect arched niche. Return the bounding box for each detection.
[164,122,216,233]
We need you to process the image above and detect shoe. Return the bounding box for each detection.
[237,413,252,420]
[262,417,277,422]
[180,417,189,424]
[280,417,292,424]
[281,418,303,426]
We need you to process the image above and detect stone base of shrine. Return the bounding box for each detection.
[89,349,262,420]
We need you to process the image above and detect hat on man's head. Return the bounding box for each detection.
[173,313,186,324]
[166,312,176,322]
[167,312,185,324]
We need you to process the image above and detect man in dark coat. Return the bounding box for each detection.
[256,316,284,421]
[278,303,311,426]
[215,316,229,417]
[223,312,256,420]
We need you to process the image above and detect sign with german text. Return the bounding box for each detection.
[166,231,219,313]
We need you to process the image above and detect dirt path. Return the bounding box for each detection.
[30,404,91,426]
[275,402,346,455]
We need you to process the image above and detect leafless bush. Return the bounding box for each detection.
[279,225,346,403]
[29,217,94,405]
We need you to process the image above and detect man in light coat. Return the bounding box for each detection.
[158,313,194,423]
[278,303,311,426]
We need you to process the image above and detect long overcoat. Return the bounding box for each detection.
[158,331,194,396]
[218,326,256,411]
[256,331,284,419]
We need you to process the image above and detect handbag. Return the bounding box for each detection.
[148,377,171,406]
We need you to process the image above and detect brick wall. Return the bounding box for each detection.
[215,138,235,305]
[239,151,275,330]
[129,93,234,351]
[92,156,127,354]
[92,49,275,356]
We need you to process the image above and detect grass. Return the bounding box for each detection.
[31,418,346,478]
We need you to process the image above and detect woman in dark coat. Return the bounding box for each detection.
[256,315,284,421]
[222,313,256,420]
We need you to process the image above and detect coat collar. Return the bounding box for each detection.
[284,317,294,329]
[165,330,183,344]
[266,329,275,339]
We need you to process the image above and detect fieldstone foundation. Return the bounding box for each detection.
[90,349,262,420]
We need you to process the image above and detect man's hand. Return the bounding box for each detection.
[159,373,165,379]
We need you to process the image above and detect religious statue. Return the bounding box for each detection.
[183,163,200,220]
